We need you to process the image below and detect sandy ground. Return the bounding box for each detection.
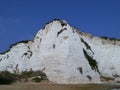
[0,80,120,90]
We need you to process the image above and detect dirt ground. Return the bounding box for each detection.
[0,80,120,90]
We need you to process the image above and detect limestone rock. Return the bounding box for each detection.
[0,19,120,84]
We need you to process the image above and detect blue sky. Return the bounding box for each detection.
[0,0,120,52]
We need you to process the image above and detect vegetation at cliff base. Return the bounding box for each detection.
[0,70,47,84]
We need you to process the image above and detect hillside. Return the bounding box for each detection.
[0,19,120,84]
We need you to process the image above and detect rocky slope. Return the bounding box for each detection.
[0,19,120,84]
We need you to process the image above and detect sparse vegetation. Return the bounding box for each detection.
[20,70,33,78]
[0,70,47,85]
[0,71,16,84]
[101,36,120,41]
[81,38,91,50]
[100,76,115,81]
[83,49,99,73]
[81,38,94,55]
[20,70,47,78]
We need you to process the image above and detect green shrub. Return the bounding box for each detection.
[0,70,47,84]
[0,71,16,84]
[20,70,47,78]
[20,70,47,83]
[83,49,99,73]
[20,70,33,78]
[31,70,47,78]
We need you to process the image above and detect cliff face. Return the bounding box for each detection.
[0,19,120,84]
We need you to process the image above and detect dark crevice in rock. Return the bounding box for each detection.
[77,67,83,74]
[7,54,9,58]
[0,58,2,62]
[40,38,42,43]
[53,19,67,27]
[57,28,67,37]
[14,64,19,74]
[81,38,91,50]
[22,50,32,59]
[23,53,28,56]
[42,67,46,71]
[28,50,32,58]
[61,22,67,27]
[37,46,39,48]
[28,46,30,49]
[81,38,94,54]
[53,44,55,49]
[113,74,120,78]
[83,49,100,73]
[86,75,92,81]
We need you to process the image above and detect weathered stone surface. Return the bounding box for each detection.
[0,19,120,84]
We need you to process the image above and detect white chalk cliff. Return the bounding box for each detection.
[0,19,120,84]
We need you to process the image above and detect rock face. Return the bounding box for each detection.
[0,19,120,84]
